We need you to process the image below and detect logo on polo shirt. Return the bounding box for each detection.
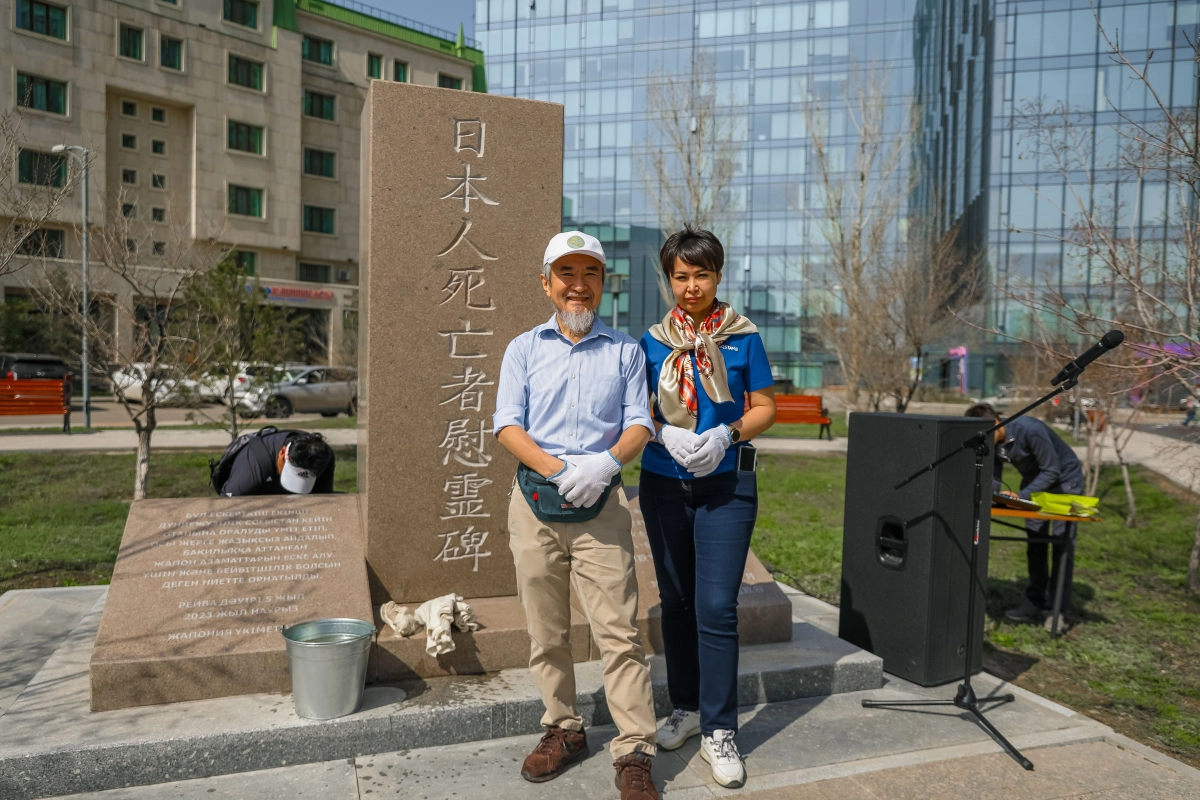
[567,235,585,248]
[720,344,739,352]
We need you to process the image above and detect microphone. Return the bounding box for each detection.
[1050,330,1124,385]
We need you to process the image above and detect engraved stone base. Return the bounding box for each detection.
[89,495,373,712]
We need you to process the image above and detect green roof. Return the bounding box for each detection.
[275,0,486,92]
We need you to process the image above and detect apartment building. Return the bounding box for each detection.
[4,0,483,362]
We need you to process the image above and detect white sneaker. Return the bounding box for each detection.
[656,708,701,750]
[700,729,746,788]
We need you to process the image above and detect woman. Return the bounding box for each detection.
[638,227,776,788]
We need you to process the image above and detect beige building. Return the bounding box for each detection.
[3,0,483,361]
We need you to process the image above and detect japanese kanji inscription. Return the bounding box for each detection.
[358,82,563,603]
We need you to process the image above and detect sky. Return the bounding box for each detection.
[367,0,476,40]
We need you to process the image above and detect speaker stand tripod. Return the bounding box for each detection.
[860,377,1079,772]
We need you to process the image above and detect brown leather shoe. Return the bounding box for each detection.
[520,725,589,782]
[613,752,659,800]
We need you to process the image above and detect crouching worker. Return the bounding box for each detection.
[493,231,659,800]
[210,427,335,496]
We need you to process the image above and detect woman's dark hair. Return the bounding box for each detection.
[288,432,333,473]
[659,226,724,280]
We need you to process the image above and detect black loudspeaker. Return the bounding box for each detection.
[838,413,993,687]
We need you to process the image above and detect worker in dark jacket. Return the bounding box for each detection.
[221,430,335,497]
[965,404,1084,623]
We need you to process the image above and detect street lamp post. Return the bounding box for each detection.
[51,145,89,428]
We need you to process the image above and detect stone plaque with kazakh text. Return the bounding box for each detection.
[89,495,371,711]
[358,83,563,603]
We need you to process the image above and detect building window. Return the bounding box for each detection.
[121,133,137,150]
[393,61,407,82]
[151,139,166,155]
[119,24,143,60]
[160,35,183,70]
[223,0,257,28]
[298,262,330,283]
[233,250,256,275]
[121,203,136,218]
[151,207,166,222]
[18,150,67,187]
[227,120,264,154]
[151,106,166,123]
[303,148,335,178]
[302,35,333,65]
[367,53,382,79]
[151,174,166,189]
[227,55,263,90]
[16,73,67,115]
[302,205,335,234]
[16,0,67,40]
[152,241,166,255]
[122,168,137,185]
[121,100,138,117]
[126,238,137,253]
[303,90,335,120]
[227,185,263,217]
[18,228,64,258]
[438,74,462,90]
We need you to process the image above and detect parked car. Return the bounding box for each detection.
[109,363,203,406]
[0,353,71,382]
[199,362,280,405]
[240,367,357,418]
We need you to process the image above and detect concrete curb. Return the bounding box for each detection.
[0,592,882,799]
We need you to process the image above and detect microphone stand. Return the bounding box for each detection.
[860,375,1079,771]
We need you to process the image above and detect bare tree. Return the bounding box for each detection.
[34,192,224,499]
[0,105,83,277]
[991,20,1200,587]
[640,51,742,302]
[182,257,303,441]
[805,63,920,412]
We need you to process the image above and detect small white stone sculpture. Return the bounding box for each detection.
[379,593,479,657]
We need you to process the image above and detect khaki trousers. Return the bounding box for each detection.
[507,480,657,758]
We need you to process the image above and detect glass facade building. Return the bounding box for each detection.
[988,0,1197,343]
[476,0,1198,393]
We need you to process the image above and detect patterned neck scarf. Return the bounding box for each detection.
[647,300,758,431]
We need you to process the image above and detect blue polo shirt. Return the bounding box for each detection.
[639,331,774,478]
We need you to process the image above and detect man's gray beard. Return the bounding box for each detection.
[558,308,595,335]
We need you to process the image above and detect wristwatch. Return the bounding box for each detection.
[726,424,741,443]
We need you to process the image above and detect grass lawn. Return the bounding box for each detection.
[0,448,358,594]
[4,447,1199,766]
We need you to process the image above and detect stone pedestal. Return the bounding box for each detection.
[89,495,372,711]
[358,82,563,604]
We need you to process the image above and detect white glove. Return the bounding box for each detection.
[682,425,732,478]
[659,425,703,466]
[549,459,579,493]
[559,452,622,508]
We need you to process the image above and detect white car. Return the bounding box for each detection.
[109,363,202,406]
[199,362,273,405]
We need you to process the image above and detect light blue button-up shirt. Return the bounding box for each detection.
[493,315,654,456]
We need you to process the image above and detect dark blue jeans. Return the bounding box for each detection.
[638,467,757,735]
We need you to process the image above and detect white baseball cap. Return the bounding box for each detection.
[543,231,606,269]
[280,443,319,494]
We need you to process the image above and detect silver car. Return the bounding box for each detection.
[242,367,357,419]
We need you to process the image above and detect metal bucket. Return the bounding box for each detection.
[282,618,374,720]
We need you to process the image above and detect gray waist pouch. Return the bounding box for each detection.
[516,463,620,523]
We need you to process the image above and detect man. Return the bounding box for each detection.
[215,429,335,497]
[493,231,659,800]
[964,404,1084,625]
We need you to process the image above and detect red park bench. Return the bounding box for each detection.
[0,378,72,432]
[773,394,833,440]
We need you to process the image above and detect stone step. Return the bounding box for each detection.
[0,588,881,800]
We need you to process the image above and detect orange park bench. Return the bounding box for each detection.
[0,378,72,432]
[774,395,833,440]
